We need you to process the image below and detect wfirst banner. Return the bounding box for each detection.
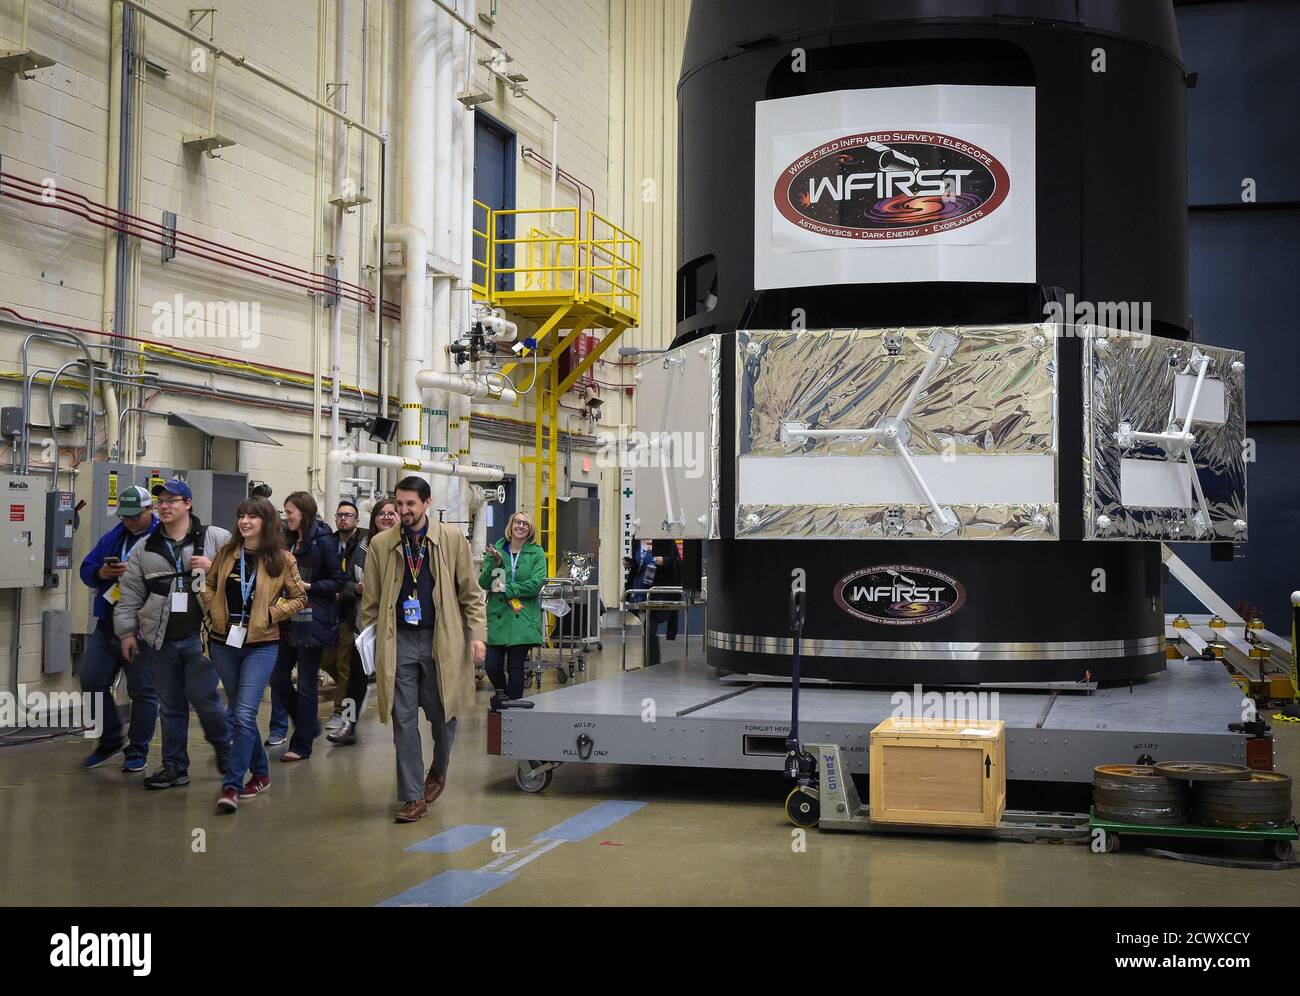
[753,85,1035,288]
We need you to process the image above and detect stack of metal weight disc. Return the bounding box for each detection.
[1092,764,1189,825]
[1176,768,1295,829]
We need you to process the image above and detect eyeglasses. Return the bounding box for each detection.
[155,497,186,507]
[336,512,357,520]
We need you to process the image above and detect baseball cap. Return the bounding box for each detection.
[116,485,154,517]
[151,478,193,501]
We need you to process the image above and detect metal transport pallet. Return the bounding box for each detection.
[493,654,1252,790]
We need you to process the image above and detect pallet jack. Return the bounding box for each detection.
[780,581,1091,842]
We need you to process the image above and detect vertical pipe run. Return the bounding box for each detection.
[429,3,454,512]
[325,0,351,514]
[399,0,437,483]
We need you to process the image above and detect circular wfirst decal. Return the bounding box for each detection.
[774,131,1009,241]
[833,564,966,626]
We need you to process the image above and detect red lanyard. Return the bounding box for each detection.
[403,532,426,584]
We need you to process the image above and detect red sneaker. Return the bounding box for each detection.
[239,775,271,799]
[216,787,239,813]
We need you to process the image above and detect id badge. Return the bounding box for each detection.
[171,590,189,613]
[226,625,247,648]
[104,582,122,605]
[508,597,523,613]
[402,596,422,625]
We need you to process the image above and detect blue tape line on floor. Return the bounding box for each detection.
[405,825,498,854]
[532,800,647,843]
[378,869,515,907]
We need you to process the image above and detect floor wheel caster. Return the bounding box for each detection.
[515,761,553,794]
[556,668,569,684]
[1273,839,1294,861]
[1107,832,1122,853]
[784,786,820,829]
[523,673,534,689]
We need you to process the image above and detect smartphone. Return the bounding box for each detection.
[103,556,120,565]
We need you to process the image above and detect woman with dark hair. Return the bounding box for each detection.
[202,497,308,812]
[328,496,398,746]
[270,490,344,762]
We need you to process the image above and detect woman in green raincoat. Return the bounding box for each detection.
[479,510,547,699]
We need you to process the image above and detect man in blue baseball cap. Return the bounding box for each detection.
[77,485,160,772]
[115,478,232,789]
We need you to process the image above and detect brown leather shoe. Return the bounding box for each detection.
[423,766,445,804]
[395,799,428,823]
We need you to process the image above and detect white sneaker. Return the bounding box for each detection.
[265,733,287,747]
[325,715,344,731]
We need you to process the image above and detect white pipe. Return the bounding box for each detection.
[447,0,465,521]
[325,0,350,515]
[328,447,503,483]
[429,4,454,511]
[389,224,428,475]
[468,482,488,561]
[401,0,437,484]
[416,368,517,404]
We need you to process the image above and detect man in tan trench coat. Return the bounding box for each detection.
[360,476,486,822]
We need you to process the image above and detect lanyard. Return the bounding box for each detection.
[121,530,145,561]
[163,536,187,590]
[403,530,427,585]
[237,549,256,623]
[507,545,521,581]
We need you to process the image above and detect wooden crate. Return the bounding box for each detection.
[868,717,1006,828]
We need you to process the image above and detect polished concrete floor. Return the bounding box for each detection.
[2,638,1298,906]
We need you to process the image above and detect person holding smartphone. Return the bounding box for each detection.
[201,497,308,812]
[77,486,160,772]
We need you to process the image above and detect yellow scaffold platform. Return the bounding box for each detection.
[472,203,641,574]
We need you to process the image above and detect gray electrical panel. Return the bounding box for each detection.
[0,474,46,588]
[70,462,181,634]
[185,470,248,530]
[44,490,75,574]
[42,609,71,674]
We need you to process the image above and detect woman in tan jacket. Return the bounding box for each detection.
[201,497,308,813]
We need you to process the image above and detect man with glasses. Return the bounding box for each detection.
[115,479,232,789]
[322,499,367,730]
[77,485,160,772]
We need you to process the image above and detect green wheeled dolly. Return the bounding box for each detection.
[1088,808,1299,860]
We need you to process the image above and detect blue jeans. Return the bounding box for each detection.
[79,625,158,759]
[145,634,230,771]
[209,640,278,791]
[271,643,322,757]
[268,697,289,739]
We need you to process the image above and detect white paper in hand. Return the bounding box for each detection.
[355,623,377,676]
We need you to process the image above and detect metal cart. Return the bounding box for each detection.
[620,585,691,671]
[527,578,585,690]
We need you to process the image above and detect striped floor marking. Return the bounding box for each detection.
[378,801,646,907]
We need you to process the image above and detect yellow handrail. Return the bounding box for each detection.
[471,198,491,300]
[471,204,640,324]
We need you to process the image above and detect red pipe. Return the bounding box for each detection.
[0,170,399,317]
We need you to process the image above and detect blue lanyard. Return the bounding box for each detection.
[163,536,187,590]
[507,546,521,580]
[121,531,145,561]
[237,549,256,623]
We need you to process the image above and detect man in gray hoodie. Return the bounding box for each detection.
[115,479,232,789]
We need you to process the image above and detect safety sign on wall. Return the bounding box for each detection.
[620,467,635,561]
[754,84,1036,289]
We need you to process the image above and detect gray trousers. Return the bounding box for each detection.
[392,628,457,803]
